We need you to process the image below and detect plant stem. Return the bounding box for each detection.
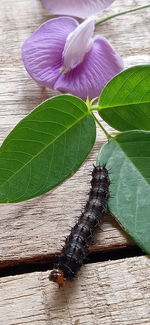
[91,112,112,139]
[95,5,150,25]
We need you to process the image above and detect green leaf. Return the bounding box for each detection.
[97,130,150,254]
[98,65,150,131]
[0,94,96,203]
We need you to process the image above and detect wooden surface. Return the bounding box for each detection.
[0,256,150,325]
[0,0,150,267]
[0,0,150,323]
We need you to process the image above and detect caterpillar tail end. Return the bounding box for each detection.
[49,269,66,287]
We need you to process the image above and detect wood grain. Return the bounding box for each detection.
[0,0,150,266]
[0,256,150,325]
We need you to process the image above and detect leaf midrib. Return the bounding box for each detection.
[98,100,150,110]
[0,108,90,188]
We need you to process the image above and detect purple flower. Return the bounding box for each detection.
[22,17,123,99]
[41,0,116,19]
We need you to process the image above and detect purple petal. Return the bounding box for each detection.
[54,36,123,99]
[22,17,78,87]
[41,0,116,18]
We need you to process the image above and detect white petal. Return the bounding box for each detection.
[63,17,95,70]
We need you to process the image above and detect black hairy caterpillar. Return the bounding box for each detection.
[49,165,110,286]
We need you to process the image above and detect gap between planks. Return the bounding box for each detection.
[0,245,144,278]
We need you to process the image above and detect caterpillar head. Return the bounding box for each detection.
[49,269,66,286]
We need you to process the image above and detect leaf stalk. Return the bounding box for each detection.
[91,112,112,139]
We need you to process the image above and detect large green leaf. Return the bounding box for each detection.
[98,65,150,131]
[97,130,150,254]
[0,94,96,203]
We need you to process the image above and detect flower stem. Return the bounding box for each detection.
[95,5,150,25]
[91,112,112,139]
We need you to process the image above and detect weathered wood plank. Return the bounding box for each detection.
[0,0,149,266]
[0,256,150,325]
